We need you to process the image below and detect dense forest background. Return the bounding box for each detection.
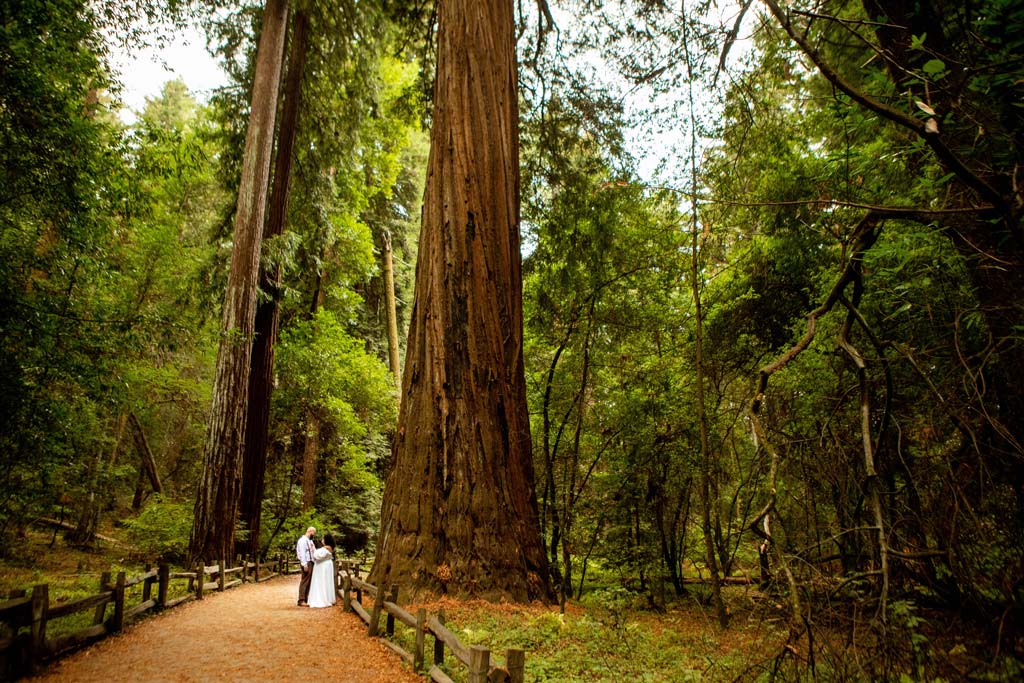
[2,0,1023,679]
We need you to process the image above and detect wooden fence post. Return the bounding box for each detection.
[93,571,111,625]
[368,585,385,636]
[110,572,126,633]
[385,584,398,636]
[342,573,351,612]
[195,561,205,600]
[433,612,445,666]
[218,556,226,592]
[27,584,48,674]
[414,607,426,671]
[354,564,363,605]
[157,564,170,608]
[468,645,489,683]
[506,648,525,683]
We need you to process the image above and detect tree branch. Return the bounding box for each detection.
[759,0,1012,217]
[752,213,881,411]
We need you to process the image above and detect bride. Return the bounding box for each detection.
[307,534,337,608]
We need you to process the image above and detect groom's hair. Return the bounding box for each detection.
[306,526,316,534]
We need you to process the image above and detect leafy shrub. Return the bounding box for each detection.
[123,497,193,563]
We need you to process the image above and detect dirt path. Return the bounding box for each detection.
[27,575,423,683]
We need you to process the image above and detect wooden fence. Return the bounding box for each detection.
[0,554,287,680]
[338,562,525,683]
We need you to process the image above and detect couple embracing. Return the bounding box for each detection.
[296,526,337,608]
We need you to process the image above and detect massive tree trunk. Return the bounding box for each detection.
[370,0,551,602]
[239,8,310,558]
[189,0,290,565]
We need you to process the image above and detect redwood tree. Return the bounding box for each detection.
[370,0,551,601]
[239,8,310,558]
[189,0,290,565]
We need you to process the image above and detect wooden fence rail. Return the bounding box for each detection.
[0,553,287,680]
[337,562,525,683]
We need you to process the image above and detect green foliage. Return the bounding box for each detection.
[404,598,780,683]
[1,0,128,540]
[123,497,193,562]
[276,309,397,437]
[1,0,224,546]
[268,510,331,556]
[272,308,397,549]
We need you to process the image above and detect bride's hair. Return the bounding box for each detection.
[323,534,335,548]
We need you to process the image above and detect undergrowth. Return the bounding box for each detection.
[385,585,786,683]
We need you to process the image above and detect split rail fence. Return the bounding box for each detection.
[0,554,287,680]
[338,561,525,683]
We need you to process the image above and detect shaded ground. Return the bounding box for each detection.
[27,575,422,683]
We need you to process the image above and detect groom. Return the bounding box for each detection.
[296,526,316,606]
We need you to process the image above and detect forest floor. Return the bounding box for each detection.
[6,528,1012,681]
[3,529,792,682]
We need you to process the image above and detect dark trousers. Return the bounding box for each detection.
[298,562,313,603]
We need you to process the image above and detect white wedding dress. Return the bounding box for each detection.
[307,547,336,608]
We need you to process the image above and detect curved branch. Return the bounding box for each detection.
[752,213,881,411]
[838,295,894,457]
[836,283,890,618]
[746,212,883,611]
[703,197,995,220]
[759,0,1012,218]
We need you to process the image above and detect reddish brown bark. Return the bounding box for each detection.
[240,8,310,557]
[189,0,290,565]
[370,0,551,602]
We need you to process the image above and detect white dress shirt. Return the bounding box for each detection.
[296,535,315,565]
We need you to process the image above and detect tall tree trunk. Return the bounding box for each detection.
[297,253,327,512]
[239,8,310,558]
[381,230,402,384]
[559,306,594,611]
[683,7,727,628]
[540,325,574,585]
[370,0,551,602]
[189,0,290,566]
[693,235,728,628]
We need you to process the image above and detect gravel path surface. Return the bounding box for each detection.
[27,575,423,683]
